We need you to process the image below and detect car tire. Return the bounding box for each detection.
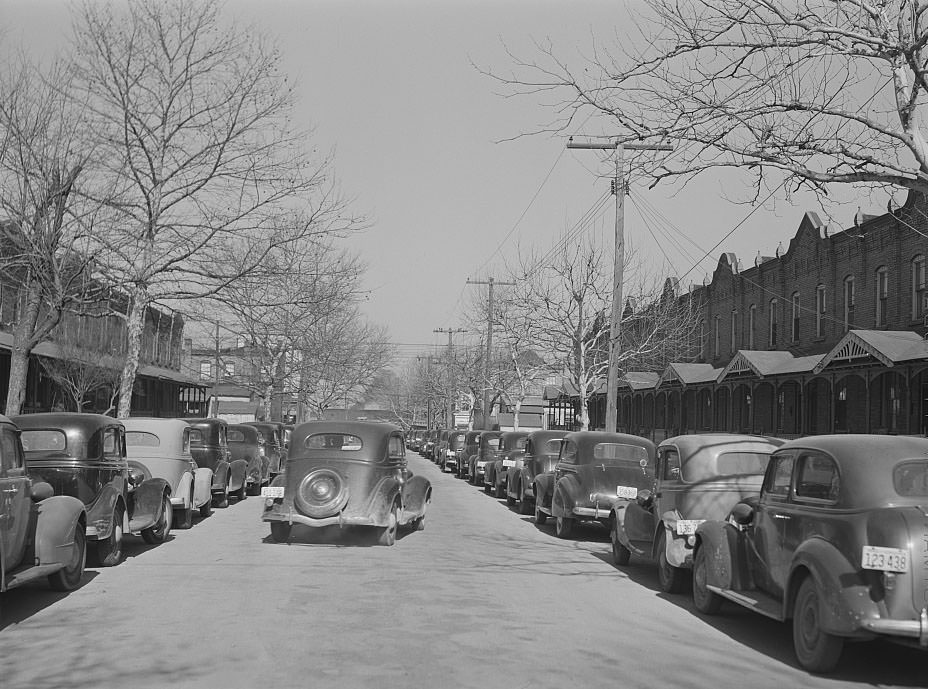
[270,522,291,543]
[175,503,194,530]
[141,493,173,545]
[657,531,686,593]
[517,491,533,515]
[198,498,212,519]
[377,503,398,546]
[793,577,844,673]
[692,545,723,614]
[611,520,631,566]
[555,515,575,539]
[94,503,125,567]
[48,526,86,591]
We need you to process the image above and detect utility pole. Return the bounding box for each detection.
[566,137,672,432]
[434,327,466,428]
[466,277,515,429]
[211,321,221,418]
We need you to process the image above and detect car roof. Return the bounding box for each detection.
[13,412,122,434]
[228,424,261,441]
[290,420,403,459]
[561,430,656,455]
[660,434,784,456]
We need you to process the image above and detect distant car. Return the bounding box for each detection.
[469,430,502,486]
[612,433,782,593]
[693,434,928,673]
[186,418,247,506]
[534,431,655,539]
[15,412,172,566]
[421,429,437,460]
[441,430,467,473]
[484,431,529,498]
[228,424,269,496]
[244,421,285,478]
[262,421,431,546]
[0,414,86,593]
[457,430,484,479]
[123,417,215,529]
[434,430,451,466]
[506,430,565,514]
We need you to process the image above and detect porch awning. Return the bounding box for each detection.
[812,330,928,374]
[620,371,659,391]
[657,363,721,388]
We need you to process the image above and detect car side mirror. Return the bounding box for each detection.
[30,481,54,501]
[730,502,754,526]
[636,489,653,509]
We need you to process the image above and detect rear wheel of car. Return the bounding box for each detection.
[48,526,86,591]
[94,503,124,567]
[657,531,686,593]
[555,515,575,539]
[198,498,212,519]
[235,480,247,502]
[533,494,547,524]
[793,576,844,673]
[141,493,173,545]
[692,545,723,614]
[270,522,291,543]
[377,503,398,546]
[213,484,229,508]
[175,503,194,529]
[611,520,631,566]
[517,491,533,515]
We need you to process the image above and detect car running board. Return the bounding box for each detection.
[709,585,784,621]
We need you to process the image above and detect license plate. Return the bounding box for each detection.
[261,486,285,498]
[676,519,705,536]
[503,460,516,467]
[862,545,909,573]
[616,485,638,499]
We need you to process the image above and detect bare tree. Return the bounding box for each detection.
[486,1,928,202]
[69,0,360,418]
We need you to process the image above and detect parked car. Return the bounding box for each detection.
[484,430,529,498]
[123,417,215,529]
[612,433,782,592]
[407,430,424,452]
[693,434,928,673]
[434,429,450,465]
[15,412,172,566]
[0,414,86,593]
[228,424,269,496]
[534,431,655,539]
[262,421,431,546]
[506,430,565,514]
[421,429,437,460]
[441,430,467,473]
[244,421,285,478]
[186,418,247,507]
[469,430,502,486]
[457,430,484,479]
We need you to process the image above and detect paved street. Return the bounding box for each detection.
[1,452,926,689]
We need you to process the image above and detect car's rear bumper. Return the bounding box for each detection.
[263,509,376,529]
[862,609,928,647]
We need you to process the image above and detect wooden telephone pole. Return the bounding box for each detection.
[434,327,466,428]
[466,277,515,429]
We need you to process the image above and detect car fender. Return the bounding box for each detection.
[534,472,555,508]
[551,474,580,518]
[211,460,230,490]
[401,475,431,521]
[192,467,214,508]
[228,459,248,491]
[129,477,171,530]
[85,483,126,540]
[174,470,193,508]
[694,520,742,590]
[35,495,86,566]
[658,510,691,567]
[484,462,496,484]
[786,537,877,634]
[367,477,402,526]
[508,469,521,496]
[612,504,634,549]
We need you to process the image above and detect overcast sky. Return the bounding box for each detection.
[2,0,891,364]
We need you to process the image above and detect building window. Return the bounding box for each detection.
[843,275,855,331]
[816,284,826,338]
[713,315,720,358]
[768,298,778,348]
[730,309,737,352]
[225,362,235,379]
[199,361,212,381]
[875,266,888,327]
[791,292,800,342]
[748,304,756,349]
[913,255,926,321]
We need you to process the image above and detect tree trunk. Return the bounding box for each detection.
[117,286,148,419]
[513,398,522,430]
[4,287,48,416]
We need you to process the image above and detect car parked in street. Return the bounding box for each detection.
[228,423,269,496]
[123,417,215,529]
[506,430,565,514]
[441,430,467,473]
[469,430,502,486]
[434,429,450,465]
[15,412,172,566]
[693,434,928,673]
[0,414,86,594]
[243,421,285,478]
[186,418,246,507]
[612,433,782,592]
[262,421,431,546]
[534,431,655,539]
[457,430,484,480]
[484,430,529,498]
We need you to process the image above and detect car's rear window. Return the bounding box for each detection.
[449,434,466,449]
[304,433,363,451]
[540,439,563,454]
[894,460,928,496]
[715,451,771,476]
[126,431,160,447]
[21,430,67,452]
[486,437,501,450]
[593,443,649,465]
[505,437,528,450]
[227,429,246,442]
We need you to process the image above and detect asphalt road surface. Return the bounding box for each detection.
[2,451,926,689]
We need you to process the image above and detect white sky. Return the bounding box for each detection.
[1,0,893,362]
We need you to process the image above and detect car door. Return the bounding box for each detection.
[0,425,31,573]
[751,451,795,598]
[623,446,671,548]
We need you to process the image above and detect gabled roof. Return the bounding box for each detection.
[717,350,803,381]
[658,363,721,388]
[620,371,660,391]
[813,330,928,373]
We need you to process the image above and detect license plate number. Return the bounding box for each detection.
[503,460,516,467]
[676,519,705,536]
[616,485,638,499]
[862,546,909,573]
[261,486,285,498]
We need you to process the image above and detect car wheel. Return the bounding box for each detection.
[235,480,247,502]
[175,503,194,529]
[692,545,723,614]
[555,515,575,539]
[94,503,125,567]
[141,493,173,545]
[270,522,291,543]
[198,498,212,519]
[793,577,844,673]
[48,525,86,591]
[657,531,686,593]
[214,485,229,508]
[517,491,533,515]
[611,520,631,566]
[377,503,398,546]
